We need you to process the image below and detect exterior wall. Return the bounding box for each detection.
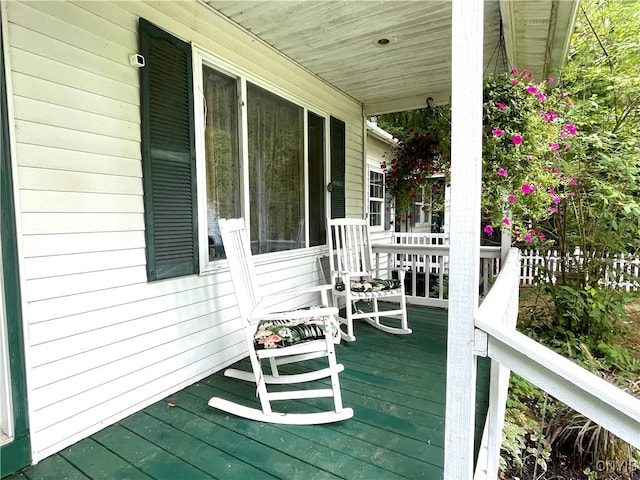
[3,0,364,462]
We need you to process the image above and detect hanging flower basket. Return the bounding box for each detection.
[381,130,450,226]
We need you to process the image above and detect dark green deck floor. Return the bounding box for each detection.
[5,306,490,480]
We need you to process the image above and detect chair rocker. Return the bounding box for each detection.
[328,218,411,342]
[208,218,353,425]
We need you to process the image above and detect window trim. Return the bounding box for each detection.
[192,47,332,273]
[367,165,385,231]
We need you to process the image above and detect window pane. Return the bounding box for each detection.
[370,202,382,226]
[203,65,241,260]
[429,179,446,233]
[308,112,326,247]
[368,170,384,227]
[247,83,304,254]
[369,171,383,199]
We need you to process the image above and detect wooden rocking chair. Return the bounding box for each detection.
[208,218,353,424]
[328,218,411,342]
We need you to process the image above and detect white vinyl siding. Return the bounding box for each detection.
[5,0,363,462]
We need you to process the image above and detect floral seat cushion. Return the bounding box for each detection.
[254,306,336,350]
[334,278,401,293]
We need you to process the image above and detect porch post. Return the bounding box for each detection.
[444,0,484,478]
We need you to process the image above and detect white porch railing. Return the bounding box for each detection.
[390,234,640,293]
[371,240,640,479]
[372,233,501,307]
[474,249,640,478]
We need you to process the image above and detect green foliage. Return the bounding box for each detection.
[540,0,640,282]
[482,70,579,243]
[504,1,640,477]
[501,376,552,478]
[376,105,452,146]
[544,375,640,478]
[540,284,627,341]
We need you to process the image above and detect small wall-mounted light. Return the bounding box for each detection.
[129,53,145,68]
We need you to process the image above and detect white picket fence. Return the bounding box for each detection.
[520,248,640,292]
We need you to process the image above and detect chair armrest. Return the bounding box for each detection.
[373,266,407,279]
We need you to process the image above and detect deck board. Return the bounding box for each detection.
[59,438,153,480]
[5,306,490,480]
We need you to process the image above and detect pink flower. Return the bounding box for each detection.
[567,101,574,108]
[526,155,533,161]
[511,134,523,145]
[521,184,532,194]
[492,129,504,137]
[564,143,571,150]
[527,85,538,94]
[552,168,560,174]
[565,124,577,136]
[549,188,556,195]
[552,196,561,204]
[547,77,554,83]
[550,207,558,214]
[508,194,516,203]
[512,68,519,74]
[542,110,557,122]
[560,131,567,140]
[539,232,546,239]
[497,168,507,176]
[511,79,519,86]
[503,217,511,226]
[524,235,533,243]
[484,225,494,236]
[497,102,506,110]
[537,93,546,101]
[569,178,577,186]
[549,143,560,151]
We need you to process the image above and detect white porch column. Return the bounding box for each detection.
[444,0,484,478]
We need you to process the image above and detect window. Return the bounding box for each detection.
[247,83,304,254]
[140,20,344,279]
[410,178,446,232]
[201,65,241,260]
[196,52,336,266]
[368,167,385,228]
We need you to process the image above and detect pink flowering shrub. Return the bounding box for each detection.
[482,69,579,243]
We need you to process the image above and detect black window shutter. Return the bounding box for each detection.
[139,19,198,281]
[329,116,346,219]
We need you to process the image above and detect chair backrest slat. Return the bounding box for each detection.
[219,218,261,321]
[328,218,373,279]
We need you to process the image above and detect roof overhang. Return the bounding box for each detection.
[203,0,580,115]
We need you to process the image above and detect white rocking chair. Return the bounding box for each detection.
[328,218,411,342]
[208,218,353,424]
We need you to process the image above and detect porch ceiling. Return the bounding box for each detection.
[203,0,580,115]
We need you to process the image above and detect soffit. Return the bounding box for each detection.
[204,0,579,115]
